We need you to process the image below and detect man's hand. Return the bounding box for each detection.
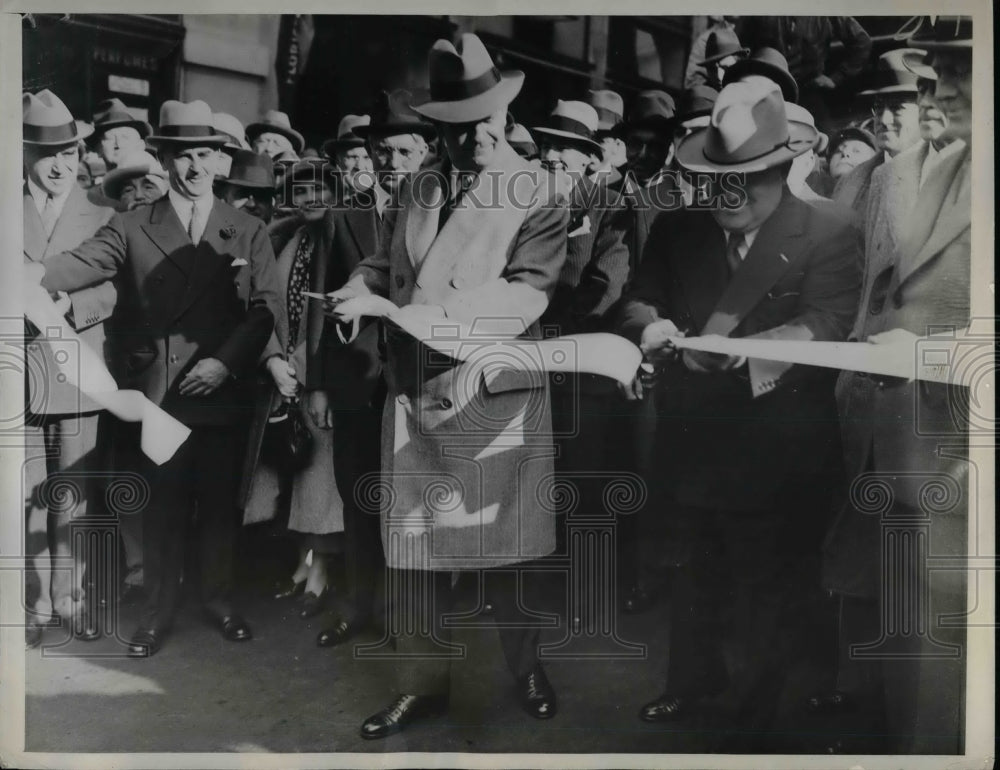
[306,389,333,429]
[322,286,358,319]
[53,291,72,317]
[681,335,744,373]
[618,362,659,401]
[639,319,682,365]
[178,357,230,396]
[266,356,299,398]
[812,74,837,89]
[332,295,398,325]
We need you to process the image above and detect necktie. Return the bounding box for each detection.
[188,202,207,245]
[725,232,745,276]
[41,195,58,238]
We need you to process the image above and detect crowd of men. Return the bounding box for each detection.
[23,14,974,754]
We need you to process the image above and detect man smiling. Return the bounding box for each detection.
[40,99,283,658]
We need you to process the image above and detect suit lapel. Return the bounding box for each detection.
[344,204,378,263]
[702,192,808,336]
[22,191,47,262]
[405,169,444,271]
[171,199,232,321]
[142,197,198,277]
[671,218,729,330]
[896,144,970,287]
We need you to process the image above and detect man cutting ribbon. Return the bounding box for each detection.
[613,75,861,737]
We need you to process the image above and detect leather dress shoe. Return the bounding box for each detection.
[298,589,327,619]
[274,579,306,600]
[127,628,166,658]
[316,618,357,648]
[518,665,557,719]
[806,690,855,715]
[220,615,253,642]
[360,693,449,739]
[639,693,692,722]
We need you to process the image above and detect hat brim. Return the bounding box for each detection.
[354,122,437,141]
[410,72,525,124]
[829,128,877,154]
[901,59,938,79]
[724,60,799,103]
[147,132,231,147]
[699,47,750,66]
[24,124,93,146]
[907,37,972,50]
[530,126,602,156]
[246,123,306,154]
[676,120,817,174]
[858,85,919,97]
[217,177,277,191]
[322,137,366,156]
[101,164,162,200]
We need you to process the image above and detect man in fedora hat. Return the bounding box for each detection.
[306,90,432,651]
[616,77,860,736]
[697,26,750,91]
[40,99,284,658]
[587,89,626,185]
[215,148,277,225]
[101,150,169,212]
[248,109,304,163]
[818,16,973,754]
[323,32,567,738]
[322,115,375,204]
[87,97,152,171]
[833,48,924,226]
[22,89,116,647]
[212,112,251,179]
[685,16,741,89]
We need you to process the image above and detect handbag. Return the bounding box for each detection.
[260,396,314,474]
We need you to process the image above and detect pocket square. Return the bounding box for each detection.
[230,257,249,267]
[568,215,591,238]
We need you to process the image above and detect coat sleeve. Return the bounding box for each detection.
[439,197,569,330]
[214,219,282,377]
[66,281,117,332]
[612,214,677,344]
[40,215,128,292]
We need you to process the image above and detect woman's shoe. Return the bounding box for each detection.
[274,579,306,600]
[299,589,328,619]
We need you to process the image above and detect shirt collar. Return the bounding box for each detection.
[27,177,72,217]
[168,187,214,223]
[725,227,761,252]
[373,182,391,216]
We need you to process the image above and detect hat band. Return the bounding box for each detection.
[593,106,622,127]
[24,121,78,144]
[704,134,800,167]
[431,66,502,103]
[158,124,219,138]
[544,115,596,141]
[867,70,919,92]
[96,111,137,125]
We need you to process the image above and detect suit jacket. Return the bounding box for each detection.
[24,184,115,417]
[837,141,971,508]
[40,196,283,427]
[832,152,885,229]
[343,144,569,570]
[304,195,383,408]
[616,188,861,512]
[607,172,683,282]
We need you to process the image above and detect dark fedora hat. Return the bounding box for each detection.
[677,77,815,174]
[221,148,276,190]
[354,89,437,140]
[678,84,720,126]
[723,46,799,104]
[699,26,749,66]
[147,100,229,146]
[531,99,603,156]
[23,90,93,145]
[91,97,152,138]
[613,90,677,137]
[859,48,921,99]
[898,15,972,50]
[410,33,525,124]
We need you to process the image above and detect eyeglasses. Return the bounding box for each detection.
[870,99,917,119]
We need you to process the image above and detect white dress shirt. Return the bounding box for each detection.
[168,188,214,241]
[27,177,72,220]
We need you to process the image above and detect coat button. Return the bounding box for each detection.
[397,393,409,405]
[235,281,241,289]
[169,354,179,364]
[440,398,453,410]
[395,275,405,289]
[449,277,462,289]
